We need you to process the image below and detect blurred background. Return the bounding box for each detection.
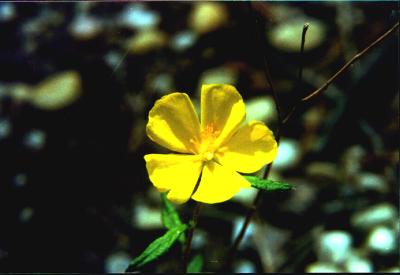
[0,1,398,273]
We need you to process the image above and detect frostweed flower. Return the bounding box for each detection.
[144,84,278,204]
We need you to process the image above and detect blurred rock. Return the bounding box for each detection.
[14,173,27,188]
[342,145,366,177]
[303,105,326,131]
[317,230,353,264]
[126,29,167,54]
[19,207,34,223]
[232,217,254,250]
[128,119,146,152]
[272,138,301,170]
[149,73,174,94]
[0,118,11,140]
[268,18,327,52]
[245,96,276,123]
[69,15,103,41]
[366,226,397,254]
[10,84,32,103]
[382,267,400,273]
[351,203,397,230]
[133,203,162,229]
[104,50,124,70]
[355,172,388,193]
[119,3,160,31]
[198,67,237,89]
[23,129,46,151]
[0,2,16,22]
[344,251,373,272]
[30,71,82,111]
[234,259,256,273]
[253,222,289,272]
[305,162,339,181]
[189,2,228,34]
[231,187,258,206]
[283,180,316,213]
[191,229,207,250]
[306,262,342,272]
[170,30,197,52]
[105,252,131,273]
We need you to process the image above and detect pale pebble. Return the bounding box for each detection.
[105,252,131,273]
[272,139,301,170]
[351,203,397,230]
[306,262,342,272]
[367,226,397,254]
[317,231,353,264]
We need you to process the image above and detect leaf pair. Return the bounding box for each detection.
[126,194,187,272]
[126,223,187,272]
[126,177,293,272]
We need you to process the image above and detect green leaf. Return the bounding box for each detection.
[244,176,294,191]
[161,193,186,243]
[126,224,187,271]
[187,254,203,273]
[161,193,183,229]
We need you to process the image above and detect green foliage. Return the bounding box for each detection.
[126,224,187,271]
[187,254,203,273]
[245,176,294,191]
[161,193,186,243]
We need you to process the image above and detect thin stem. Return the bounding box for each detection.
[226,164,273,269]
[225,14,399,274]
[302,21,399,101]
[226,16,312,272]
[247,2,282,137]
[282,23,310,124]
[298,23,310,85]
[225,3,283,270]
[182,202,202,273]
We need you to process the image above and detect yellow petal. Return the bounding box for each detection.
[215,121,278,173]
[192,161,250,204]
[200,84,245,148]
[146,93,201,153]
[144,154,203,204]
[215,120,278,173]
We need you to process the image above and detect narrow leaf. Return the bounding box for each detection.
[161,193,186,243]
[127,224,187,271]
[187,254,203,273]
[244,176,294,191]
[161,193,183,229]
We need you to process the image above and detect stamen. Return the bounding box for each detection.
[204,152,214,161]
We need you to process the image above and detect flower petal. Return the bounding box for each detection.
[146,93,201,153]
[192,161,250,204]
[144,154,203,204]
[215,120,278,173]
[200,84,245,148]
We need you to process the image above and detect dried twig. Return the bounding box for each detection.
[302,21,399,101]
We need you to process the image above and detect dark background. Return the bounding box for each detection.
[0,1,398,272]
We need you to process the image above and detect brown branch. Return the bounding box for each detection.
[302,21,399,101]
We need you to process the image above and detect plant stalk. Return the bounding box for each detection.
[182,202,202,273]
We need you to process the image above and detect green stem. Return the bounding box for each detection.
[182,202,202,273]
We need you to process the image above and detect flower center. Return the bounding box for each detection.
[189,123,220,157]
[203,151,214,161]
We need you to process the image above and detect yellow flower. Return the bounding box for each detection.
[144,84,278,204]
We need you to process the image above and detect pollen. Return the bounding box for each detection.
[202,123,220,140]
[204,151,214,161]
